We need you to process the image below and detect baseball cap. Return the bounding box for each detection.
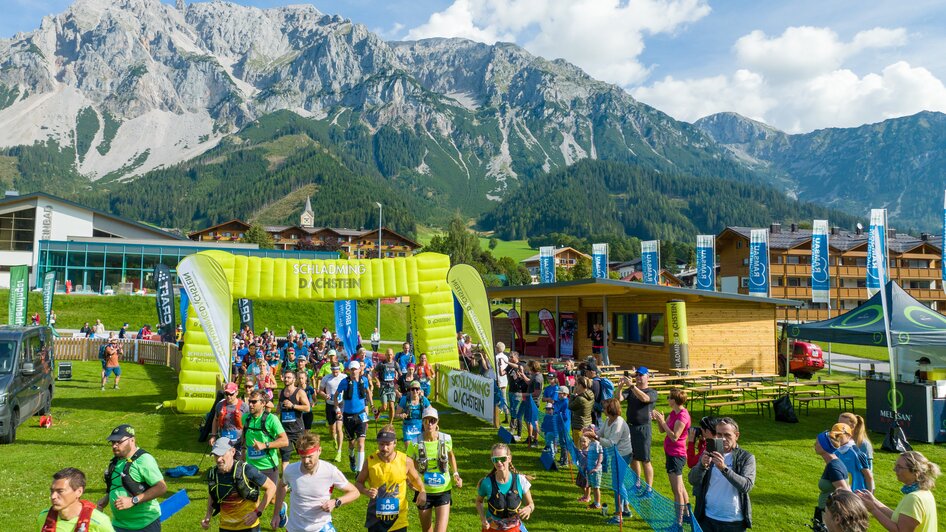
[348,361,361,370]
[224,382,238,394]
[327,349,338,357]
[107,424,136,442]
[409,381,422,390]
[636,366,650,376]
[817,431,837,452]
[547,370,557,378]
[422,406,439,420]
[211,437,235,456]
[558,385,569,395]
[829,423,852,439]
[407,363,416,369]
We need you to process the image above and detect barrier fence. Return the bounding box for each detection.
[53,337,182,372]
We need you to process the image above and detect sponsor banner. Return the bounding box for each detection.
[453,295,463,334]
[748,229,770,297]
[179,290,189,333]
[448,264,494,361]
[539,246,556,284]
[811,220,831,303]
[867,208,888,297]
[538,308,556,344]
[695,235,715,291]
[238,298,254,332]
[334,300,359,356]
[592,243,609,279]
[641,240,660,285]
[154,264,176,343]
[508,308,525,353]
[560,312,576,358]
[444,367,494,424]
[42,271,56,326]
[178,254,233,381]
[667,300,690,369]
[7,265,28,326]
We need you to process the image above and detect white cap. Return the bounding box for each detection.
[347,360,361,370]
[422,406,439,420]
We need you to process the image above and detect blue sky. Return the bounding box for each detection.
[4,0,946,133]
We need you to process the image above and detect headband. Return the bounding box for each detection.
[377,431,397,443]
[298,446,321,456]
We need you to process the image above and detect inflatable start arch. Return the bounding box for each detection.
[167,250,456,413]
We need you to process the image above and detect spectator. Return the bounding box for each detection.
[688,417,755,532]
[585,397,632,522]
[829,423,874,492]
[823,489,870,532]
[579,434,603,510]
[38,467,114,532]
[118,323,128,339]
[653,388,691,527]
[616,367,658,493]
[494,342,510,424]
[857,450,940,532]
[371,327,381,353]
[80,322,93,337]
[101,337,123,391]
[814,432,850,528]
[568,377,594,445]
[839,412,873,471]
[687,416,717,468]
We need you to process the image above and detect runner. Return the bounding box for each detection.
[396,381,430,447]
[241,390,289,488]
[374,349,400,423]
[415,353,436,399]
[298,370,316,432]
[277,370,311,475]
[210,382,249,458]
[201,437,276,532]
[334,360,373,473]
[355,425,427,532]
[96,424,167,532]
[39,468,114,532]
[476,443,535,532]
[318,363,346,462]
[407,407,462,532]
[272,432,361,532]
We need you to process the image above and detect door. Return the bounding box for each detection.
[19,335,42,416]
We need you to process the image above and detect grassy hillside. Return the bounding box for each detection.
[0,290,409,341]
[478,236,537,262]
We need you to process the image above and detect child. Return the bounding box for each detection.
[583,428,603,510]
[576,435,591,503]
[541,403,559,454]
[553,386,571,466]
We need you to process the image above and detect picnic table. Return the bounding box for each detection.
[668,367,727,376]
[776,380,851,413]
[685,384,752,413]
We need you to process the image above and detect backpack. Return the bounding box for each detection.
[773,395,798,423]
[415,433,449,475]
[104,449,153,496]
[243,412,276,441]
[599,378,615,400]
[42,500,96,532]
[98,344,107,361]
[207,461,260,515]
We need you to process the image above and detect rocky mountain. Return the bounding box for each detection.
[0,0,753,224]
[696,111,946,230]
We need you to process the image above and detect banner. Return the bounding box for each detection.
[154,264,176,343]
[539,246,556,284]
[867,208,888,297]
[811,220,830,303]
[695,235,715,291]
[334,300,359,356]
[178,254,233,380]
[179,290,189,333]
[748,229,770,297]
[538,308,556,344]
[507,308,525,353]
[444,368,494,423]
[592,243,609,279]
[453,295,464,333]
[667,300,690,369]
[42,271,56,326]
[447,264,494,361]
[237,298,254,332]
[7,265,28,326]
[560,312,576,358]
[641,240,660,285]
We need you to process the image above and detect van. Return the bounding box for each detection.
[0,326,54,444]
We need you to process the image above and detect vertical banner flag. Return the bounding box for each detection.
[559,312,576,358]
[811,220,830,303]
[695,235,716,291]
[448,264,495,362]
[667,300,690,368]
[592,243,609,279]
[237,298,254,332]
[538,308,556,344]
[507,308,525,354]
[7,265,28,326]
[641,240,660,285]
[178,254,233,380]
[749,229,770,297]
[154,264,176,343]
[42,271,56,326]
[179,290,189,333]
[866,208,888,297]
[539,246,556,284]
[334,300,359,356]
[453,295,464,334]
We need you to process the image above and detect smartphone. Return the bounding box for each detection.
[623,370,630,378]
[707,438,724,455]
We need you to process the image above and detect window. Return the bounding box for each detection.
[742,258,749,266]
[736,241,743,248]
[785,256,801,264]
[0,207,35,251]
[740,277,749,288]
[526,311,545,335]
[772,277,783,287]
[904,259,931,268]
[612,313,664,345]
[787,277,809,287]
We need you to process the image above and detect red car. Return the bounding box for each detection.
[778,340,825,378]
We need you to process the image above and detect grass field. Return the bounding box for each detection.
[0,290,410,341]
[6,363,945,531]
[477,237,538,262]
[825,342,890,362]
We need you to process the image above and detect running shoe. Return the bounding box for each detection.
[622,510,632,518]
[278,502,288,527]
[588,503,601,510]
[349,449,356,472]
[606,516,622,526]
[334,449,342,462]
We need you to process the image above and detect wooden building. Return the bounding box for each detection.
[520,247,591,283]
[717,224,945,321]
[488,278,799,373]
[188,222,420,257]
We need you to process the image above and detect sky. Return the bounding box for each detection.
[4,0,946,133]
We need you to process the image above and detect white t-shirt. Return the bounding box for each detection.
[319,373,346,405]
[705,452,743,522]
[283,460,349,532]
[495,352,509,388]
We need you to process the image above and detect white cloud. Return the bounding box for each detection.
[406,0,710,86]
[632,70,776,124]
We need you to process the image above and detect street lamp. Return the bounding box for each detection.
[375,202,382,345]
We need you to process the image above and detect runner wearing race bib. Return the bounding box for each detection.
[241,389,289,487]
[396,381,430,446]
[407,407,462,532]
[374,350,400,423]
[277,371,311,475]
[334,361,373,473]
[355,426,427,532]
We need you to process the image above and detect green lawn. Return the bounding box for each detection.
[7,363,945,531]
[478,237,538,262]
[824,342,891,362]
[0,290,410,341]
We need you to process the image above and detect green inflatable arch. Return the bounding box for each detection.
[167,250,456,413]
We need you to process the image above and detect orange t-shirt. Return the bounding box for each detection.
[105,346,121,368]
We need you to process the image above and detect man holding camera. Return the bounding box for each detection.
[617,367,658,493]
[687,417,756,532]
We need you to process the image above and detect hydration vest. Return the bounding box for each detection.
[217,399,245,432]
[207,461,260,515]
[42,500,96,532]
[415,433,449,475]
[104,449,152,496]
[486,471,522,519]
[342,376,369,401]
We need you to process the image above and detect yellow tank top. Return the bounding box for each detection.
[367,451,409,530]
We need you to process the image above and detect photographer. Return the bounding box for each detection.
[506,354,529,439]
[688,418,755,532]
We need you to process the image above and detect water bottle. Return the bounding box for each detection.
[601,503,609,516]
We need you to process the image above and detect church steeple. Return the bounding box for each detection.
[300,196,314,227]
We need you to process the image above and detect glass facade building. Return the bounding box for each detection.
[36,240,339,293]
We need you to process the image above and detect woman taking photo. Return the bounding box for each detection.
[584,397,632,523]
[408,407,461,532]
[652,388,691,527]
[857,450,940,532]
[476,443,535,532]
[686,416,716,468]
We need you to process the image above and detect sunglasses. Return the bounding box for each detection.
[111,437,131,446]
[490,456,508,464]
[225,392,236,396]
[248,400,260,404]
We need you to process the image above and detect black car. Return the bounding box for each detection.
[0,326,54,444]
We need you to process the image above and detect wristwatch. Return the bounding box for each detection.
[255,509,263,517]
[131,496,140,505]
[334,498,343,509]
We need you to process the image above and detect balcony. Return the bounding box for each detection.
[895,268,939,279]
[904,288,944,301]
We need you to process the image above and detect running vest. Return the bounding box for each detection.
[42,500,96,532]
[104,449,152,496]
[487,471,522,519]
[279,387,304,434]
[415,434,449,475]
[207,461,260,515]
[342,376,369,401]
[217,399,245,434]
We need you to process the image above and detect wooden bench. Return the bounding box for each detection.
[705,398,774,417]
[796,395,856,415]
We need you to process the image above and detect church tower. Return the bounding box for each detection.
[300,196,314,227]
